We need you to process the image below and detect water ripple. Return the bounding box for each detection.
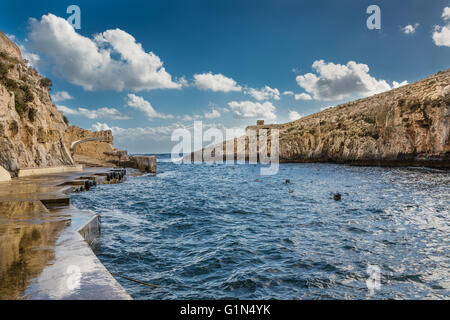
[72,159,450,299]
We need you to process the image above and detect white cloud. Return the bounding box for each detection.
[91,121,246,153]
[57,105,129,120]
[18,43,41,67]
[288,111,302,121]
[56,105,78,115]
[125,94,173,120]
[294,93,312,100]
[180,114,202,121]
[51,91,74,102]
[92,122,112,131]
[401,23,419,34]
[179,108,221,121]
[443,7,450,20]
[91,122,185,143]
[5,33,41,67]
[28,14,180,91]
[5,33,16,41]
[228,101,277,120]
[193,72,242,92]
[320,105,334,111]
[176,76,189,87]
[245,86,280,101]
[204,109,221,119]
[433,7,450,47]
[283,91,294,96]
[296,60,406,101]
[392,80,408,88]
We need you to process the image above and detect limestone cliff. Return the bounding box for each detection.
[64,126,130,166]
[195,70,450,168]
[0,31,73,175]
[271,69,450,167]
[63,126,155,172]
[0,32,128,175]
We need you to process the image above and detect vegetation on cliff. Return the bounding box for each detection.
[195,70,449,168]
[246,70,449,167]
[0,39,74,175]
[0,32,130,175]
[274,70,449,166]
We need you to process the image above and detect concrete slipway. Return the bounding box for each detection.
[0,167,132,300]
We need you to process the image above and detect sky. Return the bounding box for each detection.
[0,0,449,153]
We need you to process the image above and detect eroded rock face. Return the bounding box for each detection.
[0,31,22,62]
[0,34,74,176]
[192,70,449,167]
[284,70,450,164]
[249,70,450,167]
[0,32,128,175]
[133,156,157,173]
[64,126,129,163]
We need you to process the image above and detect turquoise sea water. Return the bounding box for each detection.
[71,155,450,299]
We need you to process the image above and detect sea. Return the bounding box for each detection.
[71,154,449,299]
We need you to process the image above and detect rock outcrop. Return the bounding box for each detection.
[193,70,450,168]
[64,126,157,173]
[64,126,129,164]
[0,32,22,62]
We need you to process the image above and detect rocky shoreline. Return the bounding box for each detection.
[190,69,449,169]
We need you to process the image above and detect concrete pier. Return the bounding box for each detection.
[17,165,83,178]
[0,167,132,300]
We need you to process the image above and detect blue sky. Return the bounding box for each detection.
[1,0,449,153]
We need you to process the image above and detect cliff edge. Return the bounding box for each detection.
[270,69,449,166]
[193,69,449,168]
[0,32,133,176]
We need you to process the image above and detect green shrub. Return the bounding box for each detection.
[407,99,422,112]
[28,108,37,122]
[0,61,8,79]
[0,51,19,64]
[39,77,52,89]
[4,78,18,90]
[363,116,376,124]
[13,85,34,118]
[15,94,27,117]
[20,84,33,102]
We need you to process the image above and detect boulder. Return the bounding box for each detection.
[133,156,157,173]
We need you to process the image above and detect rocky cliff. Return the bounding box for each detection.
[0,31,74,175]
[0,32,129,176]
[64,126,130,165]
[195,69,450,168]
[272,69,450,167]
